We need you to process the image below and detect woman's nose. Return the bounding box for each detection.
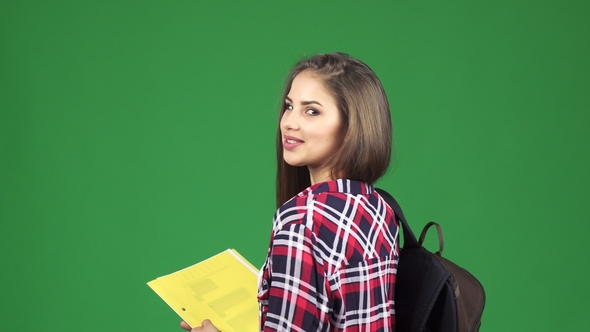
[281,110,299,131]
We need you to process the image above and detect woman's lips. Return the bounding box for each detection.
[283,135,304,150]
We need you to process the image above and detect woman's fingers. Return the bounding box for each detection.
[193,319,220,332]
[179,320,192,331]
[180,319,219,332]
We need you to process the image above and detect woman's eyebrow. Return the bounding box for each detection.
[285,96,323,107]
[301,100,323,106]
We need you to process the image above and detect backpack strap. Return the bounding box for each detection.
[419,221,445,256]
[375,188,420,249]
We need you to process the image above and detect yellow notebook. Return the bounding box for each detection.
[147,249,259,332]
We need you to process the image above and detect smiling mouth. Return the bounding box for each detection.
[283,137,303,150]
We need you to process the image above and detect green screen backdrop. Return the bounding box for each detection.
[1,1,589,331]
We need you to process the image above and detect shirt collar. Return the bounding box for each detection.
[298,179,374,197]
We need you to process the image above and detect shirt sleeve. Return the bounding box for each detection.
[261,223,332,332]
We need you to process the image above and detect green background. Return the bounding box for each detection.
[1,1,588,331]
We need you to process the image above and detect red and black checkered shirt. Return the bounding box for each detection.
[258,179,399,331]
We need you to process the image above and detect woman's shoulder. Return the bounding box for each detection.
[276,179,369,211]
[274,179,383,228]
[282,178,380,207]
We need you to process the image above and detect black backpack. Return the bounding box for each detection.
[375,189,486,332]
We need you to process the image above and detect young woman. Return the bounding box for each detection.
[182,52,399,332]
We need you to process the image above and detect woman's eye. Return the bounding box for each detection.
[284,103,293,111]
[305,109,319,115]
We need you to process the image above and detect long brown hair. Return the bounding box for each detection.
[276,53,392,208]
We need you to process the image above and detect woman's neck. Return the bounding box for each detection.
[309,167,337,185]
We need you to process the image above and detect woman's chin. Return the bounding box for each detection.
[283,157,305,167]
[285,161,305,168]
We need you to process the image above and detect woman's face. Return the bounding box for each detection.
[280,71,344,184]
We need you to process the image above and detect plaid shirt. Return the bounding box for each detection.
[258,179,399,331]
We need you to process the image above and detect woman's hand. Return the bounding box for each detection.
[180,319,220,332]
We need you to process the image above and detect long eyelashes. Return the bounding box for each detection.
[284,102,320,116]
